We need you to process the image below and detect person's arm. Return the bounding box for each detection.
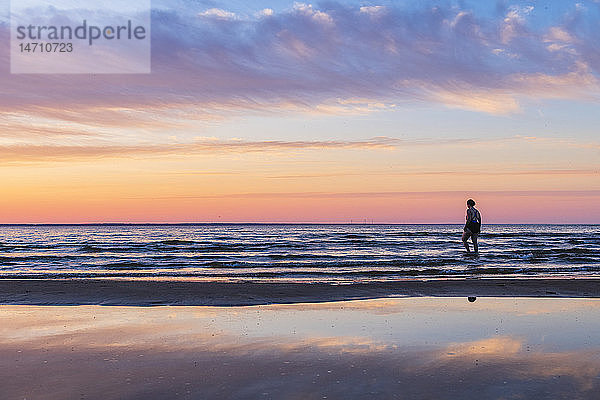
[477,210,482,224]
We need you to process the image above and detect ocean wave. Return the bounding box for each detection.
[158,239,196,245]
[3,264,600,280]
[102,261,153,270]
[0,224,599,282]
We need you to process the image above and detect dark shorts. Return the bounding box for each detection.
[464,221,481,234]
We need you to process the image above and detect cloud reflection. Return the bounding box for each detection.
[2,298,600,398]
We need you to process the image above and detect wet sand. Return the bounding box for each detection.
[1,278,600,306]
[2,297,600,399]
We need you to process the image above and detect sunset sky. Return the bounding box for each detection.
[1,0,599,223]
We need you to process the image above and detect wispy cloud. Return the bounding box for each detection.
[124,190,600,200]
[267,169,600,179]
[0,137,399,163]
[1,1,600,132]
[1,134,597,163]
[199,8,237,20]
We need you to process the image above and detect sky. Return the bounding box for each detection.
[0,0,599,223]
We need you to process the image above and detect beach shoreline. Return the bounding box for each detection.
[1,278,600,306]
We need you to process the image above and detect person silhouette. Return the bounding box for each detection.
[462,199,481,254]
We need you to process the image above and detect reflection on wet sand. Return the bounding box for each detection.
[1,298,600,399]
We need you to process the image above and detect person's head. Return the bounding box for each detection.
[467,199,476,207]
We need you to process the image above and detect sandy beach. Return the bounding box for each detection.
[2,297,600,399]
[1,278,599,306]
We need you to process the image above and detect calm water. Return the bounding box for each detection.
[2,298,600,399]
[0,224,598,282]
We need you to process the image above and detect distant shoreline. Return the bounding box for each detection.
[1,278,600,306]
[0,223,597,226]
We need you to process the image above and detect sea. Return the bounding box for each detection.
[0,224,598,282]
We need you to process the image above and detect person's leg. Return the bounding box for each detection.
[462,231,471,252]
[472,233,479,254]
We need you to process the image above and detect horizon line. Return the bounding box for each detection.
[0,222,597,226]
